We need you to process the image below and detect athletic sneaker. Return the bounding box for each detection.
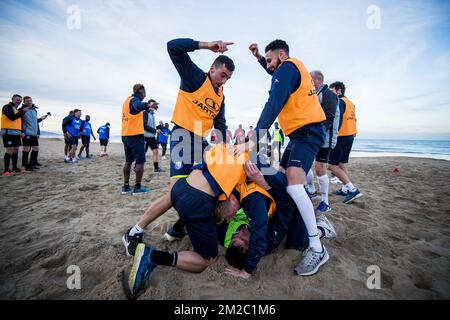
[316,215,337,239]
[334,189,348,196]
[64,157,71,163]
[330,176,342,184]
[3,170,14,176]
[316,201,331,213]
[12,167,21,173]
[122,228,143,257]
[71,158,78,164]
[164,226,186,242]
[132,186,151,195]
[128,243,157,296]
[121,185,132,195]
[34,162,42,167]
[343,189,363,204]
[87,154,94,159]
[294,245,329,276]
[154,167,166,173]
[77,155,83,160]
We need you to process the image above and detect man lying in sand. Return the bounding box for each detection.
[127,144,248,296]
[218,161,336,279]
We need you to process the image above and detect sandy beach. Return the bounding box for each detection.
[0,138,449,300]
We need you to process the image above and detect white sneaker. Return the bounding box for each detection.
[294,246,329,276]
[330,177,342,185]
[316,215,337,239]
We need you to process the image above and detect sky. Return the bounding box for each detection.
[0,0,449,140]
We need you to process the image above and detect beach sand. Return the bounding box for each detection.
[0,138,449,300]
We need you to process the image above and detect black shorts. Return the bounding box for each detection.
[122,135,145,164]
[22,135,39,147]
[99,139,108,146]
[279,123,326,172]
[145,137,158,151]
[169,126,209,178]
[329,135,354,165]
[315,147,331,163]
[2,134,22,148]
[171,178,218,260]
[81,135,90,145]
[68,136,79,147]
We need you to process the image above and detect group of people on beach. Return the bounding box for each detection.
[61,109,111,164]
[116,37,363,297]
[1,95,50,174]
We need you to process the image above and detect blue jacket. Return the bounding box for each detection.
[81,120,92,136]
[158,127,170,144]
[167,38,227,139]
[97,125,110,140]
[63,115,84,137]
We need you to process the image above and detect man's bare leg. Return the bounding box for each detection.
[136,178,178,229]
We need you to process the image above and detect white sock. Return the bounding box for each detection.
[286,184,322,252]
[345,182,357,193]
[65,156,70,160]
[129,224,143,236]
[306,169,316,193]
[318,175,329,204]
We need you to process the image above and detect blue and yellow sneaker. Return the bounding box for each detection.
[128,243,157,296]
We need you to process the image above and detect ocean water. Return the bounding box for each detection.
[40,132,450,161]
[351,139,450,161]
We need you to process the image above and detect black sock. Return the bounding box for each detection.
[153,162,159,169]
[11,153,18,169]
[30,151,38,165]
[151,250,178,267]
[134,182,141,190]
[173,219,185,233]
[4,153,11,171]
[22,151,29,167]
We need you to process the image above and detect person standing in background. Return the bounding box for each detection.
[328,81,362,204]
[121,84,152,195]
[158,123,171,160]
[62,110,74,163]
[20,96,49,171]
[78,115,96,160]
[143,99,165,173]
[271,122,284,163]
[97,122,110,157]
[62,109,84,164]
[1,94,29,175]
[234,124,245,144]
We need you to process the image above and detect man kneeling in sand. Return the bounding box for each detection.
[127,144,246,296]
[217,161,336,279]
